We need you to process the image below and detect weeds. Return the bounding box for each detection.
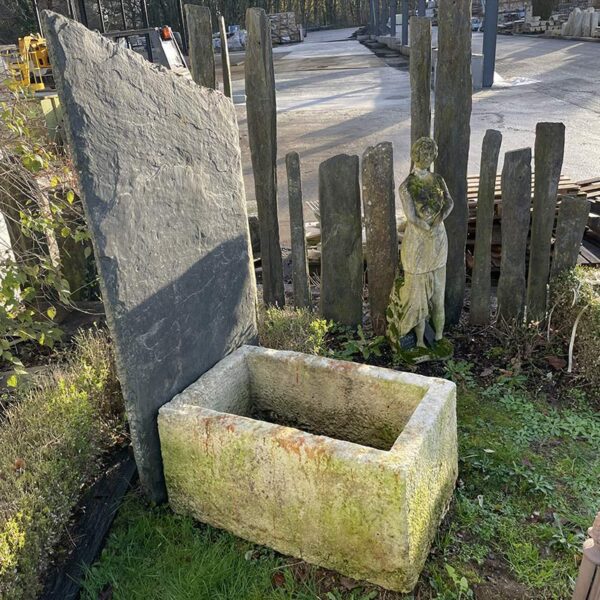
[258,307,330,355]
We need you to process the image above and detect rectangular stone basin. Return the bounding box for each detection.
[158,345,457,592]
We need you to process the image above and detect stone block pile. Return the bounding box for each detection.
[269,12,302,44]
[560,7,600,36]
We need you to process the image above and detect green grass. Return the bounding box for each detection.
[81,492,327,600]
[82,364,599,599]
[0,329,124,600]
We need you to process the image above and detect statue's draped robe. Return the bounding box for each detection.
[387,174,448,346]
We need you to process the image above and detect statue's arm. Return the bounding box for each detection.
[399,182,431,231]
[440,177,454,220]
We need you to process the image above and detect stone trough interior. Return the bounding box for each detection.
[169,346,427,451]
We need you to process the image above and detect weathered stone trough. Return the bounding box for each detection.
[158,346,457,591]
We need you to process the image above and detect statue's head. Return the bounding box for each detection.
[411,137,438,170]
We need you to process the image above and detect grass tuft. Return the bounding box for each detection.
[258,306,330,355]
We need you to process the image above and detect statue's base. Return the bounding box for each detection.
[396,337,454,365]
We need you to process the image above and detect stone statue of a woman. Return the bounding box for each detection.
[387,137,454,351]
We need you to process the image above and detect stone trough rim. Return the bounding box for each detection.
[159,345,456,466]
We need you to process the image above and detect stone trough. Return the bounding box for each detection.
[158,346,457,591]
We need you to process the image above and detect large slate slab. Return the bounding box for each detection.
[186,4,216,89]
[526,122,565,321]
[470,129,502,325]
[497,148,532,322]
[319,154,363,326]
[43,11,257,503]
[362,142,397,335]
[434,0,472,326]
[246,7,285,307]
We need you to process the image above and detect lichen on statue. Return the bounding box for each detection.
[387,137,454,352]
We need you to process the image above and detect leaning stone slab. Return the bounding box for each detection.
[410,17,432,146]
[526,122,565,322]
[246,7,285,307]
[186,5,216,89]
[434,0,472,325]
[470,129,502,326]
[551,196,590,278]
[159,345,457,592]
[319,154,363,326]
[286,151,311,308]
[362,142,397,335]
[497,148,532,322]
[43,11,257,503]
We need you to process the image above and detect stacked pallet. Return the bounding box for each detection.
[466,174,600,271]
[303,176,600,269]
[269,12,302,45]
[467,173,582,221]
[579,177,600,238]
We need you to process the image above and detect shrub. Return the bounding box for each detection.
[0,329,124,600]
[258,307,330,355]
[550,266,600,391]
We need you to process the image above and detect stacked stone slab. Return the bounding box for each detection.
[43,11,257,502]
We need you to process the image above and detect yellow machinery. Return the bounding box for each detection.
[2,34,53,92]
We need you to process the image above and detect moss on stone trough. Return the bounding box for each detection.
[158,346,457,592]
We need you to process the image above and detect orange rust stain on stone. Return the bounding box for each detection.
[226,424,236,433]
[275,434,305,456]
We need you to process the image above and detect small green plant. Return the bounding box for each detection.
[330,325,387,362]
[443,360,475,387]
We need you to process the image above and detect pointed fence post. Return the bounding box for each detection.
[497,148,532,323]
[319,154,363,327]
[410,17,431,146]
[246,7,285,307]
[434,0,472,326]
[218,15,232,98]
[550,196,590,279]
[185,5,216,89]
[286,152,311,309]
[362,142,397,335]
[470,129,502,325]
[526,122,565,321]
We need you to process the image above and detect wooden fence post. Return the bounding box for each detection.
[497,148,531,322]
[319,154,362,326]
[434,0,472,326]
[526,122,565,321]
[185,5,216,89]
[550,196,590,279]
[218,15,232,98]
[470,129,502,325]
[572,513,600,600]
[362,142,397,335]
[246,7,285,307]
[410,17,431,147]
[286,152,311,309]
